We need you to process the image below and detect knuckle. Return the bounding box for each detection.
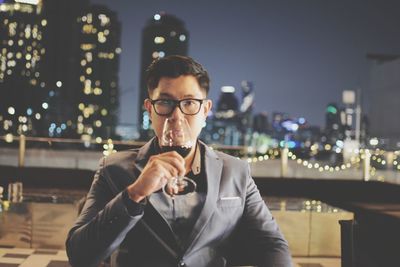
[148,155,156,163]
[170,151,181,158]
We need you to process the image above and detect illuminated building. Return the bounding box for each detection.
[76,5,121,140]
[138,13,189,139]
[325,103,344,144]
[207,86,242,146]
[367,54,400,148]
[238,80,254,138]
[39,0,89,138]
[215,86,239,119]
[0,0,46,136]
[253,112,269,134]
[0,0,121,139]
[271,112,289,134]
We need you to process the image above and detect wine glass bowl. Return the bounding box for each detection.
[160,118,194,156]
[160,118,197,197]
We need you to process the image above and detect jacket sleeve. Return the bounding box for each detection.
[242,163,293,267]
[66,157,144,267]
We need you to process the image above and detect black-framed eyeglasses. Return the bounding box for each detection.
[149,98,207,116]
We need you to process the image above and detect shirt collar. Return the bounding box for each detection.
[191,142,201,175]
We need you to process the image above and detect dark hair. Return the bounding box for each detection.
[145,55,210,95]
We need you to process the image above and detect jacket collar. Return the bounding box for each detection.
[134,137,156,162]
[185,142,223,252]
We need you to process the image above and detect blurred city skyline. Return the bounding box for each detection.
[92,0,400,128]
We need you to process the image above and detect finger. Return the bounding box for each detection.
[165,182,176,196]
[171,178,179,195]
[173,185,179,195]
[158,151,185,164]
[164,154,186,176]
[178,183,185,192]
[147,156,178,177]
[153,153,186,176]
[155,160,181,178]
[160,176,168,188]
[137,163,173,191]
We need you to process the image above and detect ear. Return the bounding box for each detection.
[144,98,152,116]
[203,99,212,117]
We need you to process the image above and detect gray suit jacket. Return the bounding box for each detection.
[66,140,292,267]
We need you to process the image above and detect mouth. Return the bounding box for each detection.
[172,129,184,137]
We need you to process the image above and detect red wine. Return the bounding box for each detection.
[161,145,191,158]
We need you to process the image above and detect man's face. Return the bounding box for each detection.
[144,75,212,143]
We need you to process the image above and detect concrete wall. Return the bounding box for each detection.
[1,147,400,184]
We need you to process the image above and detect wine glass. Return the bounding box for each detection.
[160,117,197,197]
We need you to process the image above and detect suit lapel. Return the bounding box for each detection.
[141,201,181,255]
[185,144,223,252]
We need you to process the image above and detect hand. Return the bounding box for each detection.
[165,178,188,196]
[126,151,186,202]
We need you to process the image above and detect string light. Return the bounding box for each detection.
[242,146,399,175]
[103,139,116,156]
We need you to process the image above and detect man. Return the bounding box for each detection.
[66,55,292,267]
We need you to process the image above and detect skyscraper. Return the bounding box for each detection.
[76,5,121,140]
[207,86,242,146]
[138,12,189,139]
[0,0,46,136]
[325,103,344,143]
[215,86,239,119]
[0,0,121,140]
[40,0,89,138]
[367,54,400,147]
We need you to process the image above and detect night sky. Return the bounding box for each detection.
[91,0,400,127]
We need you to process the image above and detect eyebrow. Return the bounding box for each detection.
[158,93,197,99]
[158,93,173,98]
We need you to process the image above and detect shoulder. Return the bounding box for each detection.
[214,150,247,166]
[203,144,250,174]
[217,151,250,178]
[93,149,141,193]
[101,149,139,168]
[203,146,251,196]
[100,138,154,168]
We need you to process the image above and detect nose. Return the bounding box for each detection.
[169,103,185,121]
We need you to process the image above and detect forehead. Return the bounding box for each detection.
[151,75,205,99]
